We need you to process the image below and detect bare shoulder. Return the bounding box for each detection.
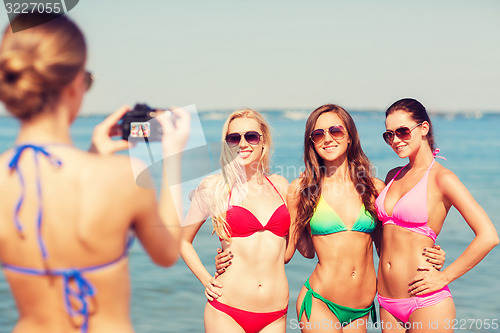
[0,149,12,161]
[85,151,133,166]
[0,149,14,180]
[190,173,221,202]
[90,153,139,177]
[372,177,386,194]
[186,174,222,219]
[268,173,289,189]
[288,178,301,193]
[285,178,302,217]
[433,164,461,192]
[286,178,302,202]
[0,149,12,165]
[78,153,154,195]
[197,173,221,191]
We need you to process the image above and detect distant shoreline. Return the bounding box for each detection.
[1,108,500,118]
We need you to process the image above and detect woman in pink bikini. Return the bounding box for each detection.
[376,98,498,332]
[180,108,290,333]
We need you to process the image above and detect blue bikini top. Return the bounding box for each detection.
[2,144,134,333]
[310,195,376,235]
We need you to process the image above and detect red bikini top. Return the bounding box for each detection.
[225,175,290,239]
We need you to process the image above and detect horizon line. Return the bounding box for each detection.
[1,108,500,118]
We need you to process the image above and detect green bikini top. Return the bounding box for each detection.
[310,195,376,235]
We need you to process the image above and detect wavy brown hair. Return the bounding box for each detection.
[295,104,378,238]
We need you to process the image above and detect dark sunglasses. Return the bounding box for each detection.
[84,70,93,91]
[225,131,262,147]
[310,125,345,144]
[383,122,423,145]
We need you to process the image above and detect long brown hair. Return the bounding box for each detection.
[295,104,378,237]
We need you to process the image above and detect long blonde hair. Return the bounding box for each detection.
[193,108,272,241]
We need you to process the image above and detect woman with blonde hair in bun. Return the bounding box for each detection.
[0,13,190,333]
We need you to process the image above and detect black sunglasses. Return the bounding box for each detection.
[310,125,345,144]
[225,131,262,147]
[84,70,93,91]
[383,122,423,145]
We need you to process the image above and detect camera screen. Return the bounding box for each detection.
[130,122,151,138]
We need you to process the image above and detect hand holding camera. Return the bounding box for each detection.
[89,104,133,155]
[89,103,190,156]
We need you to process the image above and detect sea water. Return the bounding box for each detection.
[0,110,498,332]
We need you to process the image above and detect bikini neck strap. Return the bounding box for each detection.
[390,148,444,182]
[227,174,280,207]
[433,148,446,160]
[8,144,64,261]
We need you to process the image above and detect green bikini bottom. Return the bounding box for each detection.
[299,278,377,327]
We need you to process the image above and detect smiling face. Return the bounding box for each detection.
[226,117,264,169]
[312,112,351,162]
[385,110,429,158]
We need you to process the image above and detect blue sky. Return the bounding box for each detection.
[1,0,499,115]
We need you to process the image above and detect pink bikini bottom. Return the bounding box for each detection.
[377,286,452,323]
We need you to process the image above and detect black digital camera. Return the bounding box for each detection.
[121,104,166,142]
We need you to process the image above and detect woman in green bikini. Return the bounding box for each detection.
[216,104,445,332]
[284,104,383,331]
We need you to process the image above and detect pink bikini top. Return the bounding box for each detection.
[224,175,290,239]
[375,158,437,242]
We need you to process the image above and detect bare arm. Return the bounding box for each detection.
[89,105,182,266]
[438,170,498,282]
[409,169,498,295]
[180,190,223,301]
[131,170,180,267]
[285,178,315,263]
[138,108,190,266]
[90,105,190,266]
[372,177,386,256]
[295,227,315,259]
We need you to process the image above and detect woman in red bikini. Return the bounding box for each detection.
[0,13,190,333]
[180,108,290,333]
[376,98,498,332]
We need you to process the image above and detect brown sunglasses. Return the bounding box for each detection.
[383,122,423,145]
